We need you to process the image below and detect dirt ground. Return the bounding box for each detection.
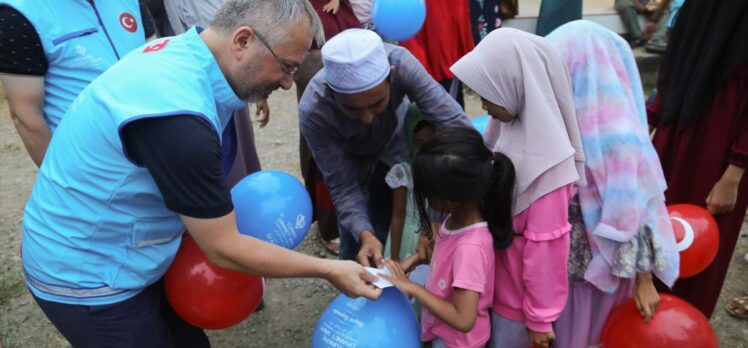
[0,87,746,348]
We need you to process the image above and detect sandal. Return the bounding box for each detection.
[321,237,340,256]
[726,295,748,319]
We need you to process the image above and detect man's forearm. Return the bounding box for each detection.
[11,110,50,167]
[184,212,335,279]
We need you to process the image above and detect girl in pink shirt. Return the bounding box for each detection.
[382,126,516,348]
[451,28,586,348]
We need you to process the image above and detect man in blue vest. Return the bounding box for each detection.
[20,1,381,346]
[0,0,156,167]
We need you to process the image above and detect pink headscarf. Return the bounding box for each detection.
[547,20,679,291]
[450,28,586,215]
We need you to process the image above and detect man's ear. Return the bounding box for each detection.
[231,26,254,59]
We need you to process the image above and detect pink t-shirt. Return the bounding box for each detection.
[421,220,495,348]
[492,184,573,332]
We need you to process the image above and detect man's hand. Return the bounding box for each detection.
[254,98,270,128]
[182,212,382,300]
[357,230,383,268]
[325,259,382,300]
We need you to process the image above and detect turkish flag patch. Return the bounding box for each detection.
[119,12,138,33]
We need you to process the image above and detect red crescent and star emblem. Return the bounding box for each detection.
[119,12,138,33]
[143,39,170,53]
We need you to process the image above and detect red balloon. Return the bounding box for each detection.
[667,204,720,278]
[165,235,263,329]
[602,294,718,348]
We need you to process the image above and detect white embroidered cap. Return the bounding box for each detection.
[321,28,390,94]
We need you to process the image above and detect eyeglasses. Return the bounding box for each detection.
[254,30,299,76]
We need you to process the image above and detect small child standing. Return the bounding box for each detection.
[384,108,435,262]
[382,126,516,348]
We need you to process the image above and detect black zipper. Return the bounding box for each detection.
[87,0,121,59]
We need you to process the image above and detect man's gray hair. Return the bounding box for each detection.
[211,0,325,46]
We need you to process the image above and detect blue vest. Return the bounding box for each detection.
[0,0,144,131]
[22,27,245,305]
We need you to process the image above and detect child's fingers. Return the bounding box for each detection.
[384,259,406,277]
[400,254,420,273]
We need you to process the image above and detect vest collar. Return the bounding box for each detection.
[185,26,245,111]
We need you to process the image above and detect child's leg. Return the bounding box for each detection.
[488,311,530,348]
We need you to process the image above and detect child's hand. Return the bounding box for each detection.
[633,272,660,322]
[527,328,555,347]
[400,254,423,273]
[415,234,435,263]
[379,259,417,296]
[322,0,340,14]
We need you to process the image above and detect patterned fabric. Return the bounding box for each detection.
[566,197,592,282]
[384,162,413,189]
[611,224,669,278]
[469,0,501,45]
[567,195,668,282]
[547,20,679,293]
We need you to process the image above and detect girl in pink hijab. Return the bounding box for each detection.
[451,28,585,347]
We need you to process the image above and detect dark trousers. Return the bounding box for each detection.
[339,163,393,261]
[32,280,209,348]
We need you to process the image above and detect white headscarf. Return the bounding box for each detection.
[450,28,586,215]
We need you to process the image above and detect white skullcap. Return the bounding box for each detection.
[321,29,390,94]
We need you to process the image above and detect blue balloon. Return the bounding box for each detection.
[231,170,312,249]
[312,287,420,348]
[470,115,491,135]
[372,0,426,41]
